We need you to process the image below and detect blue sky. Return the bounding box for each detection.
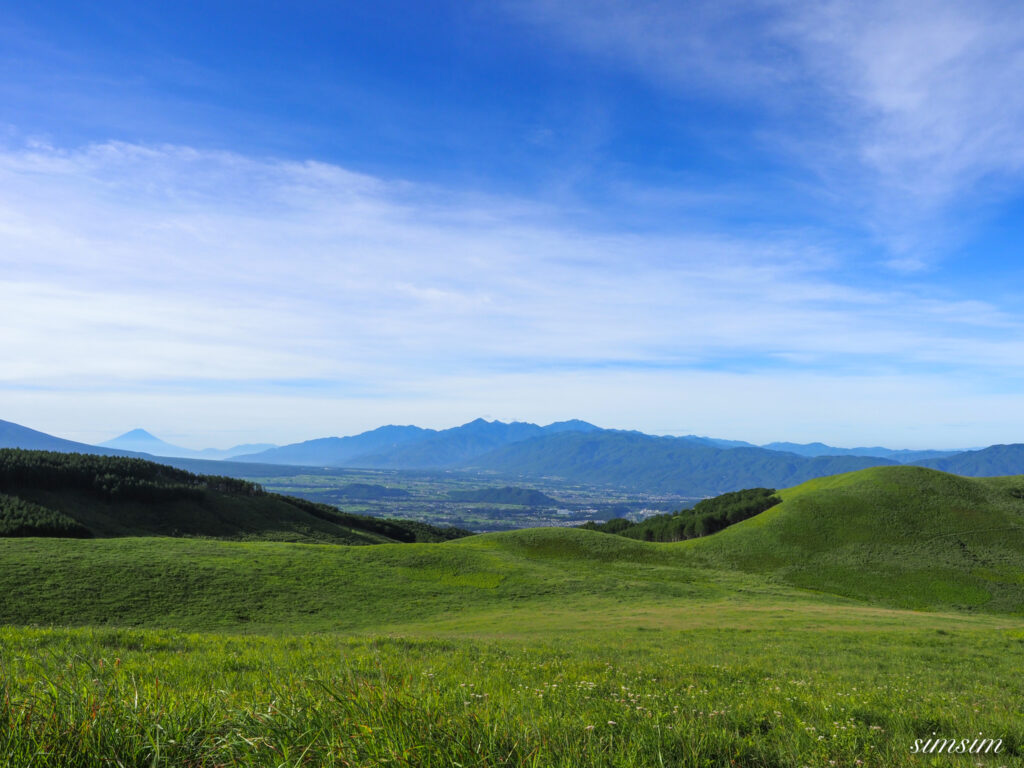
[3,0,1024,449]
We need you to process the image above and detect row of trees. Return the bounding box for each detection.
[282,494,470,543]
[0,493,92,538]
[582,487,781,542]
[0,449,265,503]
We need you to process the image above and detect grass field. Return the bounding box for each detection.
[3,607,1022,767]
[3,466,1024,766]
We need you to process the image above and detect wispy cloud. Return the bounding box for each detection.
[508,0,1024,264]
[3,139,1024,445]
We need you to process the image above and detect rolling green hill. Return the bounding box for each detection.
[0,530,727,631]
[0,449,466,545]
[688,465,1024,611]
[4,466,1024,633]
[5,465,1024,768]
[2,462,1024,638]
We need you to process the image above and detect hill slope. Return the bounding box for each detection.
[0,528,722,631]
[688,465,1024,611]
[5,467,1024,633]
[0,449,466,545]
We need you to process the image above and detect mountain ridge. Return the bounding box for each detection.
[461,430,901,494]
[234,418,601,468]
[4,417,1023,497]
[760,440,958,463]
[100,428,277,460]
[1,419,137,458]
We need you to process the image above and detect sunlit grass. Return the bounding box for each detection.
[5,466,1024,765]
[3,607,1024,767]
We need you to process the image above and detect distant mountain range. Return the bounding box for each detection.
[459,431,901,494]
[99,428,276,460]
[3,417,1023,496]
[759,441,957,463]
[234,418,601,468]
[0,419,135,458]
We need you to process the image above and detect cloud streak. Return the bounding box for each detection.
[509,0,1024,264]
[3,139,1024,445]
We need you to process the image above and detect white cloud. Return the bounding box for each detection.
[508,0,1024,262]
[2,139,1023,446]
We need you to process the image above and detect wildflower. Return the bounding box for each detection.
[585,725,595,731]
[607,720,617,726]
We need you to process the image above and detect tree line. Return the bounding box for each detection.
[582,487,781,542]
[0,493,92,538]
[0,449,264,503]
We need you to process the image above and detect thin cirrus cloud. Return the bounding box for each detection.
[3,139,1024,445]
[508,0,1024,265]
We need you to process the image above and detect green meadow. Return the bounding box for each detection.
[3,464,1024,766]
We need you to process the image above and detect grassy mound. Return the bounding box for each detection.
[0,529,737,632]
[687,465,1024,611]
[5,466,1024,767]
[3,465,1024,636]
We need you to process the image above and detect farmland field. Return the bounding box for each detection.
[219,465,690,532]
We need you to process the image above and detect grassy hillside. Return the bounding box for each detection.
[0,449,466,545]
[6,465,1024,632]
[6,465,1024,766]
[6,607,1022,768]
[0,530,739,631]
[689,465,1024,611]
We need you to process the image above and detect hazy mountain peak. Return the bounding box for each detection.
[109,428,160,441]
[543,419,600,432]
[99,429,195,458]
